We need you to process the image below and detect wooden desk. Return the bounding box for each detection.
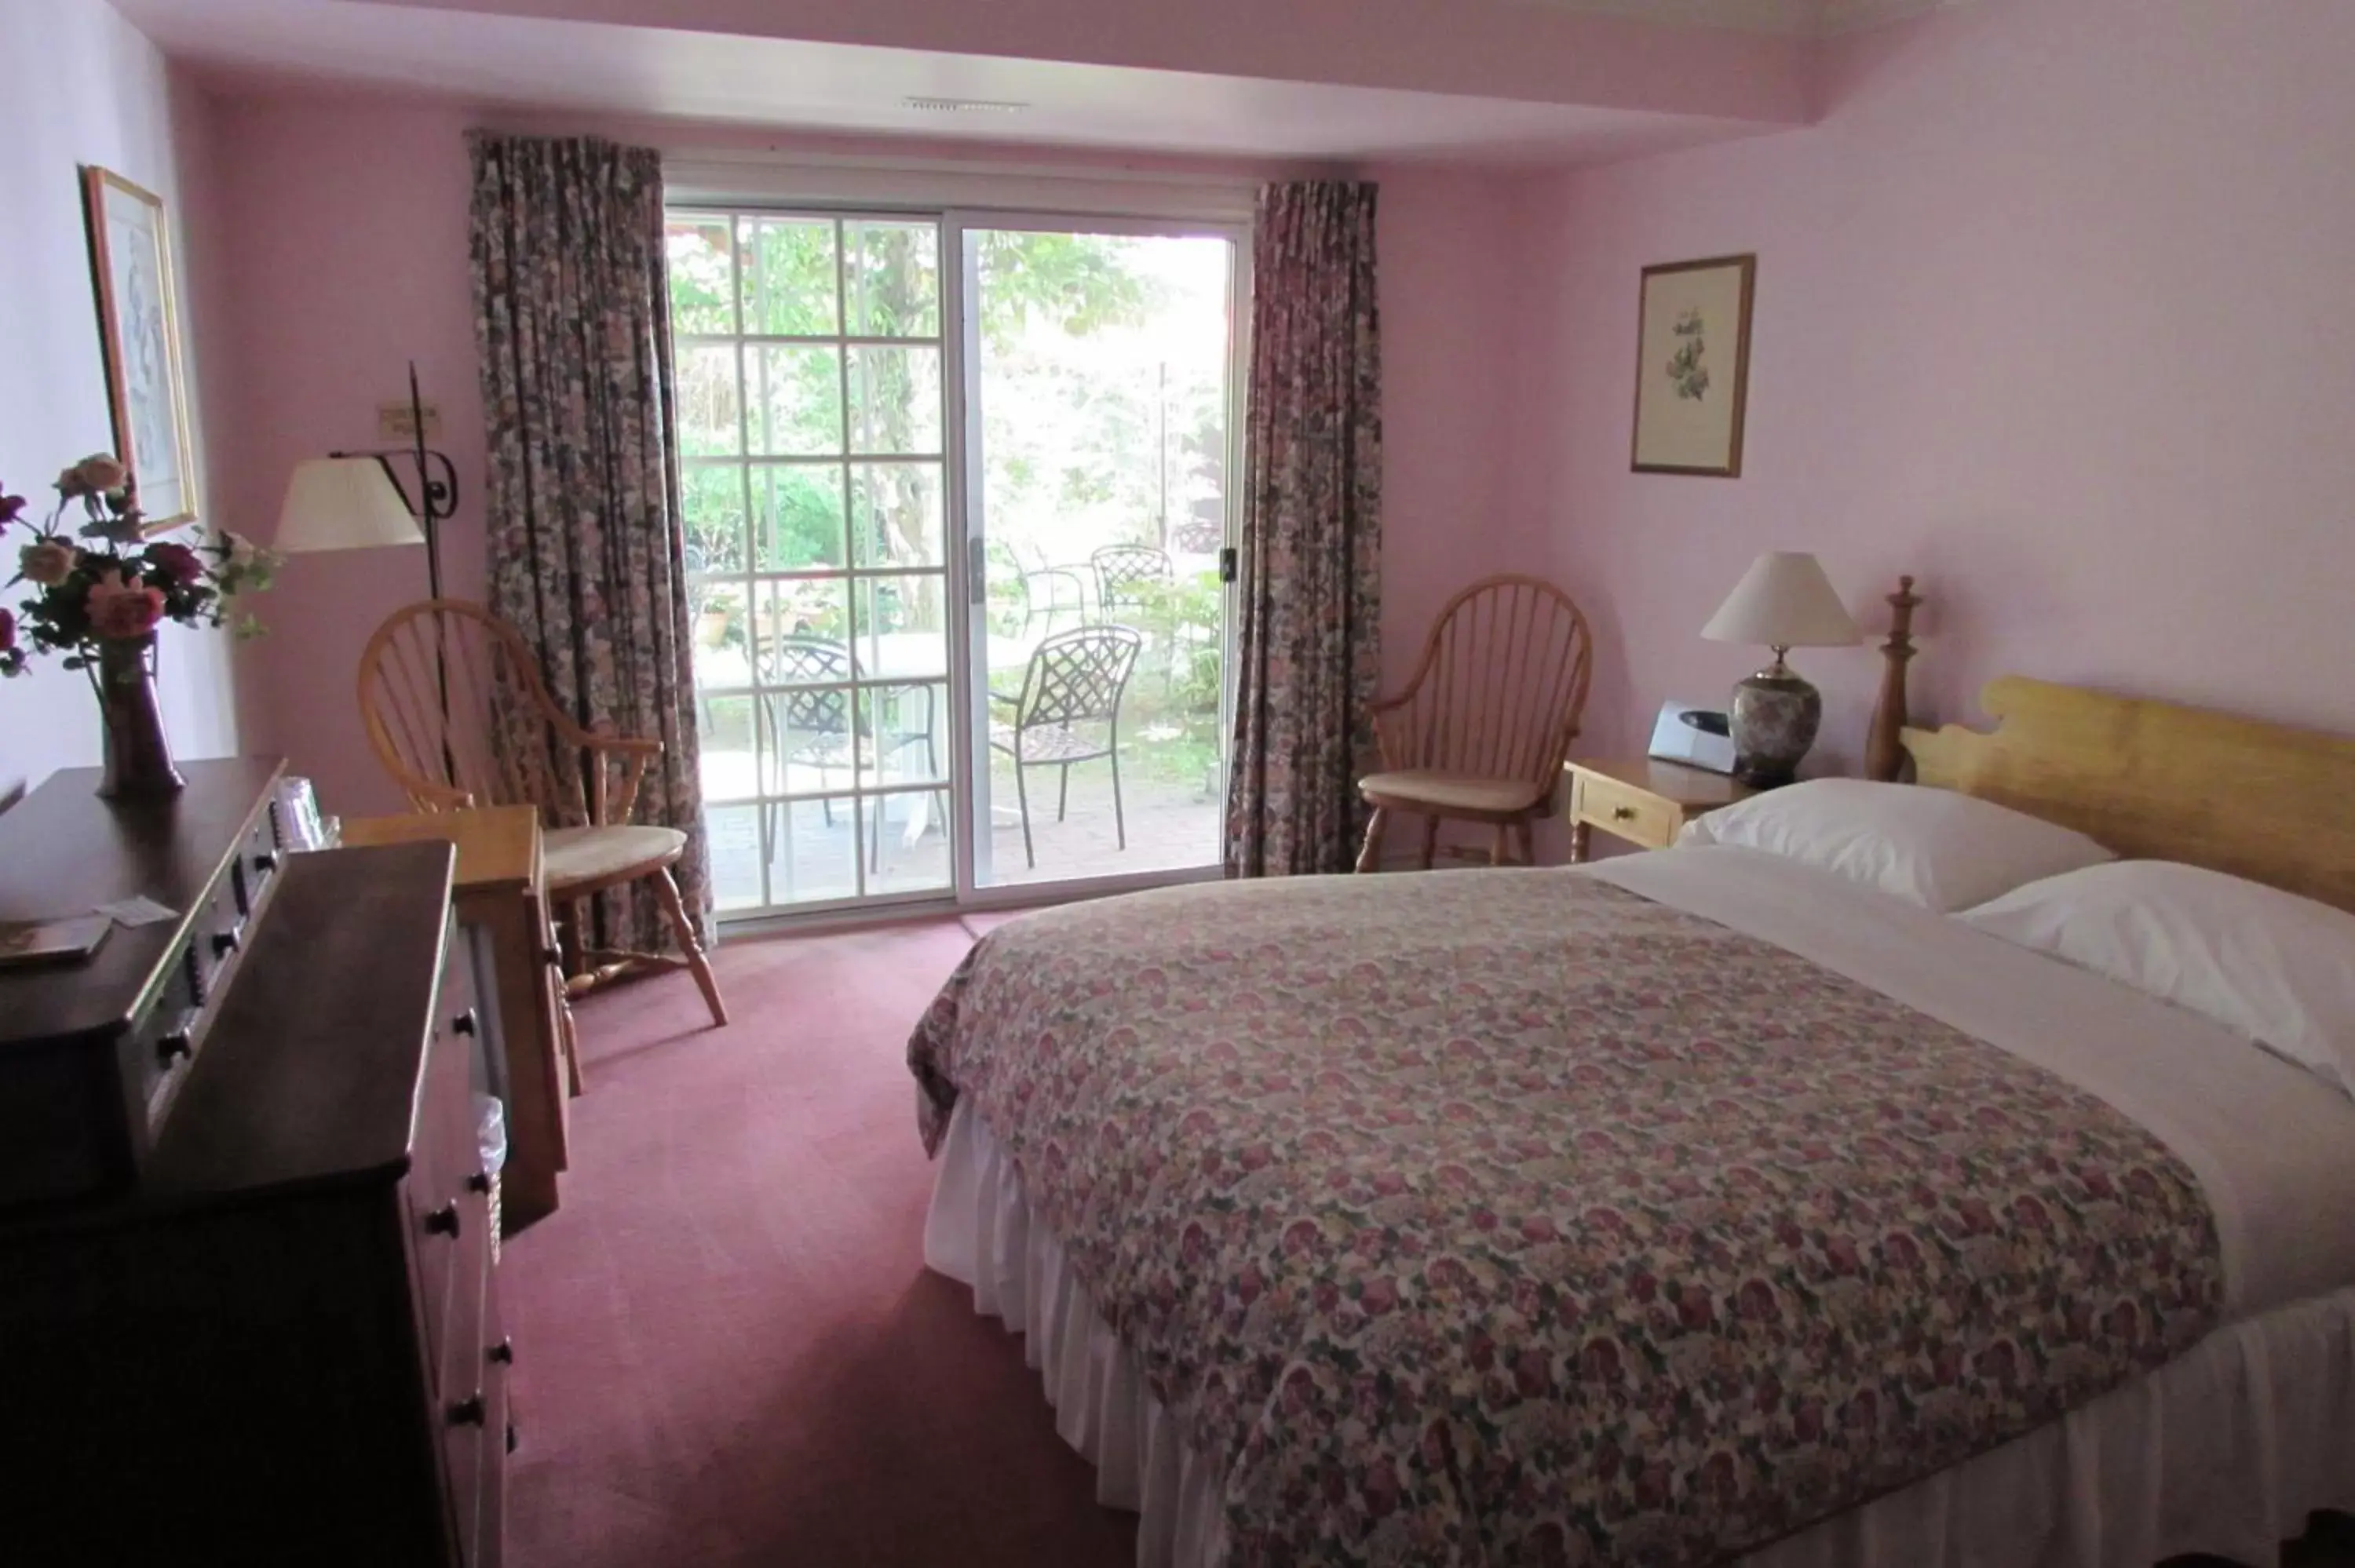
[1565,757,1758,860]
[343,807,574,1232]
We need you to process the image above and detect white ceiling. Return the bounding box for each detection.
[119,0,1783,164]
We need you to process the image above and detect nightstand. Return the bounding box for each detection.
[1565,757,1758,861]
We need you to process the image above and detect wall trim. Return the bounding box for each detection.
[663,150,1261,224]
[1499,0,1972,38]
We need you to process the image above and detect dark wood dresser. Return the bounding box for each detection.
[0,766,510,1566]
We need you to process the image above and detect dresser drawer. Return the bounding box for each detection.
[407,937,488,1381]
[1571,770,1683,849]
[444,1277,511,1568]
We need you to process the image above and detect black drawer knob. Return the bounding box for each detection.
[210,931,239,959]
[425,1202,462,1238]
[156,1032,193,1067]
[487,1338,514,1366]
[466,1170,493,1195]
[447,1393,487,1428]
[253,851,279,873]
[451,1009,478,1037]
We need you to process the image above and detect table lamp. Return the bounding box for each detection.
[1700,551,1861,787]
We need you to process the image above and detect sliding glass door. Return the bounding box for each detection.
[959,223,1240,891]
[667,203,1243,919]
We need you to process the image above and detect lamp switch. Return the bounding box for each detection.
[378,401,442,441]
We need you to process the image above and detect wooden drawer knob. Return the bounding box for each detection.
[447,1393,487,1428]
[425,1202,462,1238]
[1611,805,1638,822]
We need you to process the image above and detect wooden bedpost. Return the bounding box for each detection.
[1864,574,1923,784]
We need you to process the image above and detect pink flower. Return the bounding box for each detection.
[57,454,129,500]
[0,491,26,525]
[144,541,204,586]
[19,539,76,586]
[0,606,15,652]
[86,571,166,640]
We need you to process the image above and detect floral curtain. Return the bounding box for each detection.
[468,132,706,953]
[1223,181,1383,878]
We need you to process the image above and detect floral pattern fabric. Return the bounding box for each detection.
[469,132,707,951]
[1225,181,1384,879]
[908,870,2224,1566]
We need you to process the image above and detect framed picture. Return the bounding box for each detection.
[80,166,196,531]
[1630,253,1756,479]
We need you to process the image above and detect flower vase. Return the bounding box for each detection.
[95,636,184,799]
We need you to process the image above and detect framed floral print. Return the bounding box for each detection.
[80,166,197,531]
[1630,253,1756,479]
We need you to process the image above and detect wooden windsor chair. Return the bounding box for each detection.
[1356,574,1595,872]
[357,599,728,1028]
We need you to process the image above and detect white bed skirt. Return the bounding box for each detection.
[923,1101,2355,1568]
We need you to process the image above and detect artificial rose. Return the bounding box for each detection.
[19,538,76,586]
[0,607,14,653]
[57,454,130,500]
[0,490,25,525]
[145,540,204,586]
[86,571,166,640]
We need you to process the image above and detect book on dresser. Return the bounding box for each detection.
[0,760,512,1566]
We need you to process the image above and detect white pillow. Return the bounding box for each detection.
[1958,860,2355,1098]
[1678,779,2114,912]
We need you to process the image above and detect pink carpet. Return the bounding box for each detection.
[502,914,1134,1568]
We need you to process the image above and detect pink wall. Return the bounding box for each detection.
[0,0,243,800]
[1514,0,2355,777]
[1371,167,1539,695]
[203,96,488,818]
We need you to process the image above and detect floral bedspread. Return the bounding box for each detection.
[908,870,2223,1566]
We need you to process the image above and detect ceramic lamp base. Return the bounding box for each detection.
[1729,658,1822,789]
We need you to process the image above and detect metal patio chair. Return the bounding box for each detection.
[1090,543,1172,615]
[988,625,1144,870]
[756,636,939,873]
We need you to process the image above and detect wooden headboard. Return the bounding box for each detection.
[1904,677,2355,913]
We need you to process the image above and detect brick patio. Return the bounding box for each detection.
[699,749,1221,912]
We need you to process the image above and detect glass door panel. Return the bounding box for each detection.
[670,210,955,913]
[961,226,1238,892]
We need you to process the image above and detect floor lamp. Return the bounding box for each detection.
[275,365,465,775]
[273,364,459,599]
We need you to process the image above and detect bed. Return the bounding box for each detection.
[908,630,2355,1568]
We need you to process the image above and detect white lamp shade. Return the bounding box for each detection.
[1700,551,1863,649]
[275,458,425,554]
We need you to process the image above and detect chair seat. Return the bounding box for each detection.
[990,722,1106,764]
[1359,769,1548,815]
[545,825,688,892]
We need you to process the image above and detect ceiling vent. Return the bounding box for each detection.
[903,96,1029,115]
